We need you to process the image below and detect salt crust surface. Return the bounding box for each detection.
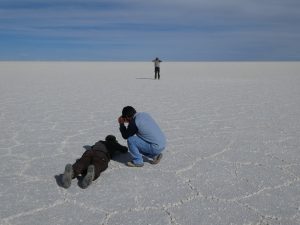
[0,62,300,225]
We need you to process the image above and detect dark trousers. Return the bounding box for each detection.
[72,149,109,180]
[155,67,160,79]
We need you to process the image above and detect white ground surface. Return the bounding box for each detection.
[0,62,300,225]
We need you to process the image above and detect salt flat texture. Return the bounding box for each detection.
[0,62,300,225]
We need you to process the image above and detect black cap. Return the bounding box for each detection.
[105,135,117,142]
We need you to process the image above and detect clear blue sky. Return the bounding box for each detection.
[0,0,300,61]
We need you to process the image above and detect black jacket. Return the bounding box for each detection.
[92,140,128,160]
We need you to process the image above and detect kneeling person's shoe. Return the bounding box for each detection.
[150,153,163,165]
[81,165,95,189]
[127,161,144,167]
[62,164,74,189]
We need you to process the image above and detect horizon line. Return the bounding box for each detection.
[1,60,300,63]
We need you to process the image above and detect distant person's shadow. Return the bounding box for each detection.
[136,76,155,80]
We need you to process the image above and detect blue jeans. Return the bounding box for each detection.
[127,136,164,164]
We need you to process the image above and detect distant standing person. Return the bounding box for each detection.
[118,106,166,167]
[152,57,162,80]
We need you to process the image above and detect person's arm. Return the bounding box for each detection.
[119,119,138,139]
[116,143,128,153]
[107,141,128,154]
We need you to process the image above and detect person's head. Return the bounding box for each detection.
[105,135,117,143]
[105,134,128,153]
[122,106,136,122]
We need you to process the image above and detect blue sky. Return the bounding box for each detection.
[0,0,300,61]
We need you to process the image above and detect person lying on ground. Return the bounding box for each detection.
[61,135,128,189]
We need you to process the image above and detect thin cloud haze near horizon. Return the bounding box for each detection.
[0,0,299,61]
